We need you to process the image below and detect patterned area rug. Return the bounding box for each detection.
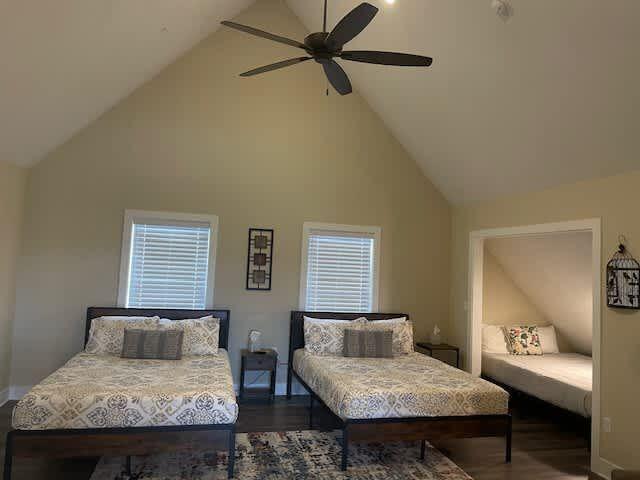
[89,430,472,480]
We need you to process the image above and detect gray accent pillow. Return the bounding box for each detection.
[121,329,184,360]
[343,329,393,358]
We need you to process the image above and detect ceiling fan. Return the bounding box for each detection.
[221,1,433,96]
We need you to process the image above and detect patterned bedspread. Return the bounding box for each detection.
[12,350,238,430]
[293,349,508,420]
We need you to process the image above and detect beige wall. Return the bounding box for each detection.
[0,161,27,395]
[451,169,640,469]
[482,249,549,328]
[10,0,451,390]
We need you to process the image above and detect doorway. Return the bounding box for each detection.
[467,219,603,476]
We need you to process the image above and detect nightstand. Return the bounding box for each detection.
[240,348,277,403]
[416,342,460,368]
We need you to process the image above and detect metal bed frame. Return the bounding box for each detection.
[4,307,236,479]
[286,310,512,471]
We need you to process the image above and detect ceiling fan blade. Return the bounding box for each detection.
[240,57,312,77]
[326,3,378,51]
[341,50,433,67]
[322,60,352,95]
[221,21,307,50]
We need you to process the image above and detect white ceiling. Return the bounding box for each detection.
[486,232,593,355]
[287,0,640,203]
[0,0,252,168]
[2,0,639,204]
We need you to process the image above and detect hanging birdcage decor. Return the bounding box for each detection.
[606,236,640,309]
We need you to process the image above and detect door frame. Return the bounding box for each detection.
[467,218,605,476]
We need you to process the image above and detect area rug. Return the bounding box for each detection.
[89,430,471,480]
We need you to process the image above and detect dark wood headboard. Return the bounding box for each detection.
[86,307,231,350]
[288,310,408,365]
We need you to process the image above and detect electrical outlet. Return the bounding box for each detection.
[602,417,612,433]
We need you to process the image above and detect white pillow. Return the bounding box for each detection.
[482,325,509,354]
[366,316,407,324]
[537,325,560,354]
[303,316,367,324]
[85,316,160,355]
[159,316,219,355]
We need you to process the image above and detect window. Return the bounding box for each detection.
[118,210,218,309]
[300,222,381,312]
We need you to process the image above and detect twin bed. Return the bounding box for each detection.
[4,307,238,480]
[5,309,513,478]
[482,352,592,417]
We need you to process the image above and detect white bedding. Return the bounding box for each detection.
[482,352,592,417]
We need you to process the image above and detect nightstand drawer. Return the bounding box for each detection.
[244,354,276,371]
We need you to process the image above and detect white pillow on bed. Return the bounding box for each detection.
[482,325,509,354]
[537,325,560,354]
[365,316,407,324]
[85,316,160,355]
[159,316,220,356]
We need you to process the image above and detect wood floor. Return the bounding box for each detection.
[1,395,590,479]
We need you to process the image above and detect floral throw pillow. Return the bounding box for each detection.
[506,326,543,355]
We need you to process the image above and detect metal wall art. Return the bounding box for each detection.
[606,236,640,309]
[246,228,274,290]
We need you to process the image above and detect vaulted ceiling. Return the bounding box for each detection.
[2,0,639,204]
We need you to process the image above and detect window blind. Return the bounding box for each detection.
[127,222,212,309]
[304,231,376,312]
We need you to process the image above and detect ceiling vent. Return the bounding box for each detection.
[491,0,514,22]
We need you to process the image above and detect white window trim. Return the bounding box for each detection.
[117,209,219,309]
[299,222,381,312]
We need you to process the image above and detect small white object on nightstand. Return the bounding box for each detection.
[430,325,442,345]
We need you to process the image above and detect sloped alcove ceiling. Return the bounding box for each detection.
[486,232,593,355]
[2,0,640,205]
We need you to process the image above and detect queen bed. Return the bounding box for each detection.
[4,307,237,480]
[286,311,512,471]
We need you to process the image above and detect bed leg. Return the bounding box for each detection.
[341,426,349,471]
[506,415,512,463]
[125,455,131,476]
[286,367,292,400]
[3,432,13,480]
[227,427,236,479]
[309,394,314,429]
[420,439,426,461]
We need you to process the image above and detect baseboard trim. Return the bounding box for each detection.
[0,387,9,407]
[592,456,624,480]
